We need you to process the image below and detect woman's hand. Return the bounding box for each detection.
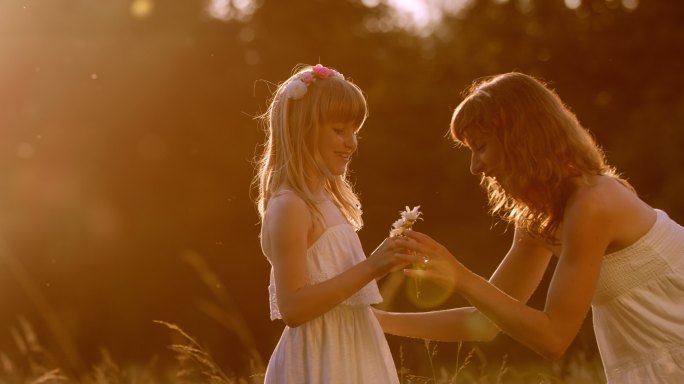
[366,236,423,279]
[396,230,472,291]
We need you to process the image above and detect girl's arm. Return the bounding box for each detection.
[264,193,419,328]
[402,192,611,359]
[375,228,553,342]
[373,306,498,342]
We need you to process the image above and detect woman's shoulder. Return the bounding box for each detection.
[561,176,627,228]
[566,175,637,208]
[563,175,655,243]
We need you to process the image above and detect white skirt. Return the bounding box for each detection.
[264,305,398,384]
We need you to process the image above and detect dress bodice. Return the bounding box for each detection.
[266,224,382,320]
[591,209,684,382]
[592,209,684,305]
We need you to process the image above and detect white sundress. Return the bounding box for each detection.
[264,223,399,384]
[592,209,684,382]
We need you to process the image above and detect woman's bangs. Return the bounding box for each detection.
[452,99,489,145]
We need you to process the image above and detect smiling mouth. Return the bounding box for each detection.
[336,152,352,161]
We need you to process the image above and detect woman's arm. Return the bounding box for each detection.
[402,192,611,359]
[375,229,552,342]
[264,193,420,327]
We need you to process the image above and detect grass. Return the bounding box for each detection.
[0,250,605,383]
[395,339,605,383]
[0,314,605,384]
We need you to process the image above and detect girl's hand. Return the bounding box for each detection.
[367,236,423,279]
[397,230,471,290]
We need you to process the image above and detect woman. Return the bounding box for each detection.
[375,72,684,383]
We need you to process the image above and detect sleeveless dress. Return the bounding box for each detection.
[591,209,684,382]
[264,223,399,383]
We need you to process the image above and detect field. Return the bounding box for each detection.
[0,312,606,384]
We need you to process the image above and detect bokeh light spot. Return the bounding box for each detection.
[405,278,454,309]
[238,26,256,43]
[564,0,581,10]
[207,0,259,21]
[244,50,260,66]
[17,143,36,159]
[622,0,639,11]
[130,0,154,19]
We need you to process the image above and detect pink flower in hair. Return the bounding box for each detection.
[312,64,333,79]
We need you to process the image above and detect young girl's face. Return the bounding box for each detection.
[317,121,359,176]
[465,129,504,180]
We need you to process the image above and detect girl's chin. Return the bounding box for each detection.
[326,167,346,177]
[329,162,349,175]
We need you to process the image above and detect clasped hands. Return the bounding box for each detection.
[369,230,467,290]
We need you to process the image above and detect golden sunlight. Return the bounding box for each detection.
[206,0,259,21]
[130,0,154,19]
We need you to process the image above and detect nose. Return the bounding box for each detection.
[470,152,485,176]
[346,132,358,151]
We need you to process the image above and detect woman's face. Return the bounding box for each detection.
[316,121,359,176]
[464,129,504,180]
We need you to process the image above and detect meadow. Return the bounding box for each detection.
[2,2,680,383]
[0,254,606,384]
[0,317,606,384]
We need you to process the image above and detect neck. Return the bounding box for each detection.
[306,171,327,201]
[278,164,324,196]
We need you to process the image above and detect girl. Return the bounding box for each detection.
[375,72,684,383]
[254,64,418,383]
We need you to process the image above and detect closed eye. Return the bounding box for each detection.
[472,141,486,151]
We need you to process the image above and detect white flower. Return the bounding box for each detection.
[389,205,422,237]
[400,205,422,222]
[391,218,406,229]
[285,79,308,100]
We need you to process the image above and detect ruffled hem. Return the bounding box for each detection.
[604,345,684,383]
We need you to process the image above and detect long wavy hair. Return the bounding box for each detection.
[450,72,632,242]
[253,64,368,230]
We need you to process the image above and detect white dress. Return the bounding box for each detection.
[592,209,684,382]
[264,223,399,384]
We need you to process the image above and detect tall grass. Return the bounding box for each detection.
[0,248,605,383]
[396,339,605,383]
[0,313,604,384]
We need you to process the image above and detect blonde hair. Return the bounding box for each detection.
[450,72,632,241]
[253,64,368,230]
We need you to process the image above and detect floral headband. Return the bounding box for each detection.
[285,64,345,100]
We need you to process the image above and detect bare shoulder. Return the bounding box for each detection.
[564,175,655,252]
[263,190,311,231]
[567,175,639,214]
[565,176,627,227]
[260,190,312,257]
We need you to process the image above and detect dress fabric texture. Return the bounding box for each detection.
[592,209,684,383]
[264,224,399,384]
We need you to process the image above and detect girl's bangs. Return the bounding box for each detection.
[317,80,367,127]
